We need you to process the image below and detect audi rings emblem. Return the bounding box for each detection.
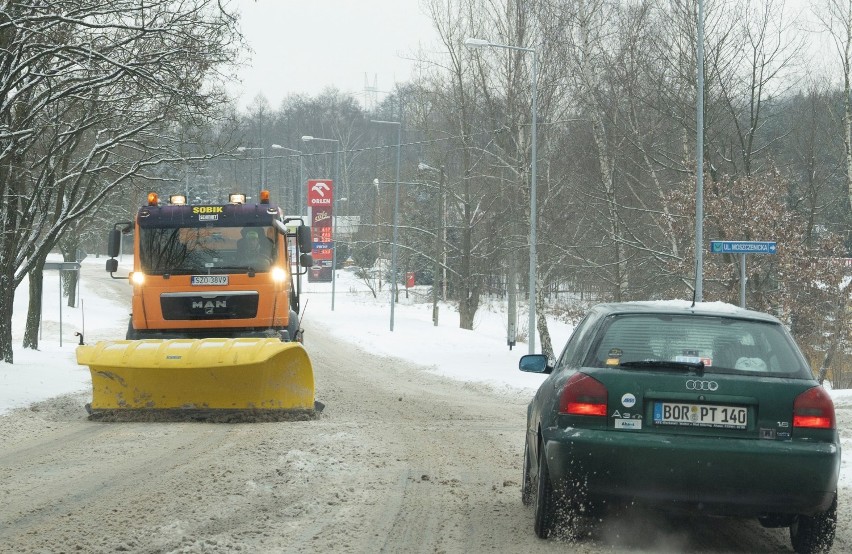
[686,380,719,391]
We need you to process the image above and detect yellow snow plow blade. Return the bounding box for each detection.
[76,338,316,421]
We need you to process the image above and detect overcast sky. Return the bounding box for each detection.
[231,0,440,110]
[228,0,840,112]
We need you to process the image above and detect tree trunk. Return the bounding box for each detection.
[0,147,22,364]
[535,277,554,360]
[458,135,480,330]
[845,5,852,213]
[458,202,481,330]
[61,241,79,308]
[0,267,15,363]
[590,116,627,300]
[817,344,836,385]
[22,251,49,350]
[574,0,628,301]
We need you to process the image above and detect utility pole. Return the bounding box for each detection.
[432,166,444,326]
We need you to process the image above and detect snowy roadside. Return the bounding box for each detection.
[2,257,851,495]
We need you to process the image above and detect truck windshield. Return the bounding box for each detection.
[139,226,277,274]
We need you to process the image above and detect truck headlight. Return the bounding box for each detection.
[271,266,287,283]
[130,272,145,285]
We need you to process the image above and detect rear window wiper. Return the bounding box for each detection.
[618,360,705,376]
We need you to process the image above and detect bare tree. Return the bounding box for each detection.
[0,0,241,362]
[706,0,803,179]
[665,169,850,383]
[816,0,852,239]
[421,0,494,330]
[781,80,846,246]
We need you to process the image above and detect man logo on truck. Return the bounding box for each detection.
[193,300,227,314]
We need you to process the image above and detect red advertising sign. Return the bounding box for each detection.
[311,207,332,229]
[308,180,334,282]
[307,179,333,207]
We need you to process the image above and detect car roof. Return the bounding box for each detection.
[591,300,781,324]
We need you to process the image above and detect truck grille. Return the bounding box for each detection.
[160,292,259,320]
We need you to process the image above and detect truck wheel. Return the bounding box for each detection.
[790,493,836,553]
[287,310,300,342]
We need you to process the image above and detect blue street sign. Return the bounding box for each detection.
[710,241,777,255]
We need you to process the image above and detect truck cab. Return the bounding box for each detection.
[105,191,313,341]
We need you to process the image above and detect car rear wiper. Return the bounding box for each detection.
[619,360,705,376]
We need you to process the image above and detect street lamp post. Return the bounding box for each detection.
[417,162,445,327]
[371,119,402,332]
[270,144,304,215]
[464,37,538,355]
[236,146,266,193]
[695,0,705,302]
[301,135,340,310]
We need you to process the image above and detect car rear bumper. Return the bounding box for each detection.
[543,426,840,516]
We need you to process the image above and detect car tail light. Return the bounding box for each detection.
[793,386,835,429]
[559,372,608,416]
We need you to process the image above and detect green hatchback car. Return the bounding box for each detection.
[520,301,840,553]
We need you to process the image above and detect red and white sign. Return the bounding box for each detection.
[307,179,333,207]
[308,179,334,282]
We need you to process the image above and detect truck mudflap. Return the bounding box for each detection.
[76,338,317,422]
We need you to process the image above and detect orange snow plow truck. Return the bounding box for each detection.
[76,191,318,421]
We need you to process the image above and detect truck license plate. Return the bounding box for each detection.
[191,275,228,286]
[653,402,747,429]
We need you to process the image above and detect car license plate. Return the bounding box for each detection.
[653,402,747,429]
[191,275,228,286]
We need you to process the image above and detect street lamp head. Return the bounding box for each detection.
[236,146,246,152]
[301,135,314,142]
[271,144,304,156]
[373,178,379,186]
[464,37,491,49]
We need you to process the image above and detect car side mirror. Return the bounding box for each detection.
[299,253,313,268]
[519,354,551,374]
[105,258,118,273]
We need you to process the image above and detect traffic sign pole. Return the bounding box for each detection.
[42,261,82,347]
[709,241,777,309]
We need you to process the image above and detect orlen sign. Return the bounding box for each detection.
[307,179,333,207]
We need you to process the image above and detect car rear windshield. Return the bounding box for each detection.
[585,313,812,378]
